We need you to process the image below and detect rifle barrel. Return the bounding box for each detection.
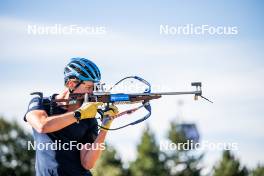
[128,91,202,96]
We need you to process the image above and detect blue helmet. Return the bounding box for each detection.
[64,57,101,83]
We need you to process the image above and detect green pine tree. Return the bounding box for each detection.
[92,144,125,176]
[250,164,264,176]
[213,150,248,176]
[129,125,169,176]
[0,116,35,175]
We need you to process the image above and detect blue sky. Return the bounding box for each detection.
[0,0,264,173]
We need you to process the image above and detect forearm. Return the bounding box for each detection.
[41,112,77,133]
[80,130,108,169]
[26,110,77,133]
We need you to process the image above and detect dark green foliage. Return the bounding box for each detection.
[92,144,125,176]
[213,150,248,176]
[129,126,169,176]
[0,116,35,176]
[250,164,264,176]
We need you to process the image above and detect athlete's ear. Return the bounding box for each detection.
[65,80,76,89]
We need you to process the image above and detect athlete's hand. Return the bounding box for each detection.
[101,105,119,131]
[74,102,103,120]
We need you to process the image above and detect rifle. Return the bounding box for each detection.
[31,76,212,130]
